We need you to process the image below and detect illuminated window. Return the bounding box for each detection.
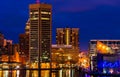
[30,18,38,20]
[43,57,48,59]
[34,12,38,14]
[30,47,34,49]
[41,11,51,14]
[30,12,32,14]
[41,17,50,20]
[31,39,36,41]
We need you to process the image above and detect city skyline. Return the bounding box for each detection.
[0,1,120,77]
[0,0,120,50]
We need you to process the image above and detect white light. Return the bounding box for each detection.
[16,66,20,69]
[4,71,8,77]
[109,69,114,74]
[16,70,20,77]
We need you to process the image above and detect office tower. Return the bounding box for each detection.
[5,40,13,54]
[56,28,79,49]
[25,19,30,34]
[12,44,19,57]
[19,34,29,59]
[19,19,30,60]
[0,32,4,47]
[29,3,52,62]
[12,44,20,62]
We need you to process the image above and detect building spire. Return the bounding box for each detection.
[36,0,40,3]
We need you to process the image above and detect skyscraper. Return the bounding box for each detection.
[0,32,4,47]
[25,19,30,34]
[56,28,79,49]
[19,34,29,58]
[19,19,30,61]
[29,3,52,63]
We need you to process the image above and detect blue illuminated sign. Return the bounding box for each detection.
[103,61,119,68]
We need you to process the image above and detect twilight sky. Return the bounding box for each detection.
[0,0,120,50]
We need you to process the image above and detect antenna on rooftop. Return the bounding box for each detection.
[36,0,40,3]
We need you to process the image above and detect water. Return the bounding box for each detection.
[0,69,117,77]
[0,68,80,77]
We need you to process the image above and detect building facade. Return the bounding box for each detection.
[25,19,30,34]
[29,3,52,62]
[0,33,4,47]
[51,44,79,68]
[19,34,29,59]
[89,40,120,56]
[19,19,30,61]
[56,28,79,49]
[89,40,120,72]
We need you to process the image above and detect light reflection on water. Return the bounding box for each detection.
[0,69,77,77]
[0,69,97,77]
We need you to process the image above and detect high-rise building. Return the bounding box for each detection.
[0,32,4,47]
[29,3,52,62]
[19,34,29,59]
[25,19,30,34]
[12,44,20,62]
[56,28,79,49]
[19,19,30,60]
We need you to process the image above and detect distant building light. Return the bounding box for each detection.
[41,17,50,20]
[41,11,51,14]
[52,44,72,48]
[30,18,38,20]
[34,12,39,14]
[16,66,20,69]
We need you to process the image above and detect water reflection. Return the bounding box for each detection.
[0,69,113,77]
[0,68,79,77]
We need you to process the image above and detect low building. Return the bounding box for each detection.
[89,40,120,73]
[51,44,79,68]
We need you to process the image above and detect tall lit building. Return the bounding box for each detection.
[0,32,4,47]
[56,28,79,49]
[19,19,30,61]
[19,34,29,59]
[29,3,52,62]
[25,19,30,34]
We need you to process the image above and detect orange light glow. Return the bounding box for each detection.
[97,41,112,54]
[14,51,20,62]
